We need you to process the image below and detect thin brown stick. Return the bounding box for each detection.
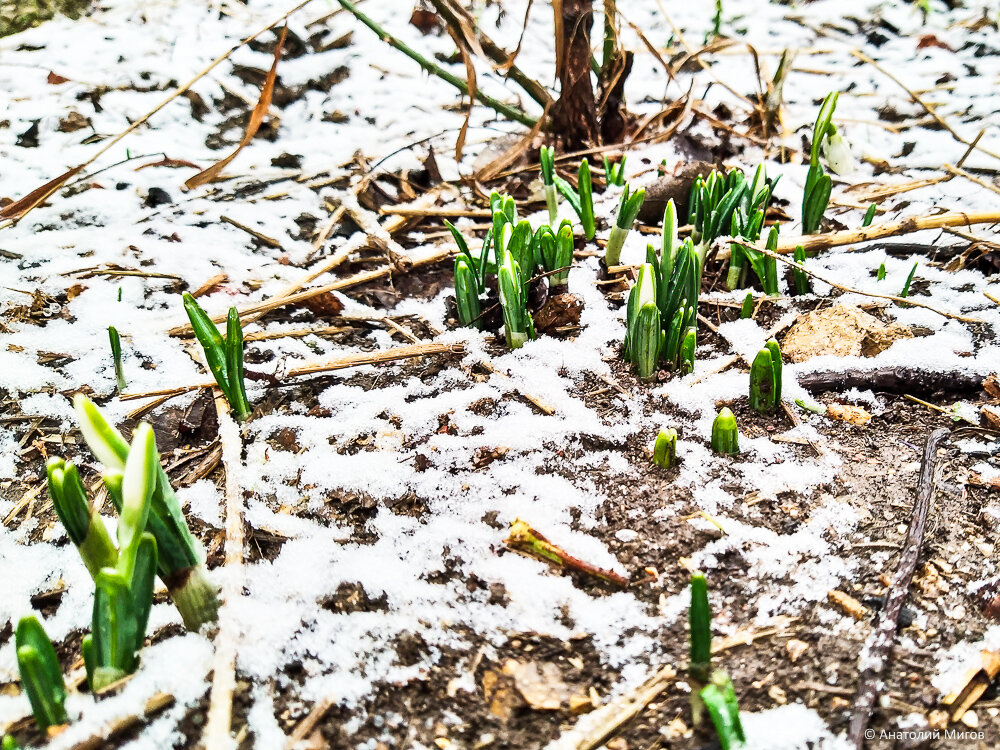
[944,163,1000,198]
[220,216,283,248]
[168,246,451,336]
[720,237,983,323]
[70,693,175,750]
[202,397,246,750]
[379,205,491,219]
[287,342,464,377]
[848,428,949,747]
[120,343,467,402]
[546,664,676,750]
[1,0,316,228]
[850,50,1000,163]
[723,211,1000,256]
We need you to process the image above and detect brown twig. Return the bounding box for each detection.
[1,0,315,227]
[847,428,949,747]
[718,237,984,323]
[120,342,466,402]
[850,50,1000,163]
[69,693,175,750]
[202,396,246,750]
[796,368,986,396]
[220,216,283,248]
[716,211,1000,256]
[168,246,452,336]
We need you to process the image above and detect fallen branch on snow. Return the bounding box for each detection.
[847,427,949,747]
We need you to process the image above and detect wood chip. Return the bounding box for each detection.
[828,590,868,619]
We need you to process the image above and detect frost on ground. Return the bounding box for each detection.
[1,0,1000,748]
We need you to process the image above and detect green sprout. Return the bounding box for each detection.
[453,257,483,329]
[15,616,67,730]
[500,219,535,287]
[534,220,574,287]
[447,219,486,330]
[739,224,780,297]
[46,457,118,579]
[182,294,251,422]
[73,395,219,631]
[680,326,696,375]
[802,92,838,234]
[900,261,918,298]
[749,339,782,414]
[539,146,559,224]
[740,292,753,319]
[711,407,739,455]
[701,671,747,749]
[862,203,877,227]
[689,168,747,262]
[604,185,645,266]
[653,428,677,468]
[497,245,536,349]
[792,245,811,295]
[709,0,723,39]
[3,735,21,750]
[623,263,663,379]
[726,164,778,290]
[83,423,158,691]
[877,262,887,280]
[689,573,712,726]
[625,202,701,379]
[603,155,626,186]
[108,326,126,393]
[553,159,596,240]
[654,232,701,372]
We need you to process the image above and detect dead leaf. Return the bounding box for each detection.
[474,106,548,183]
[293,292,345,317]
[533,292,583,334]
[826,403,872,425]
[917,34,953,51]
[0,165,84,221]
[983,374,1000,400]
[782,305,912,363]
[409,7,441,34]
[184,27,287,189]
[981,405,1000,431]
[57,112,88,133]
[46,71,70,84]
[502,660,573,710]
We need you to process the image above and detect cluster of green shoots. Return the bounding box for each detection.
[108,296,253,420]
[623,200,698,379]
[449,191,574,349]
[183,293,252,421]
[539,148,644,265]
[690,573,747,748]
[14,397,218,734]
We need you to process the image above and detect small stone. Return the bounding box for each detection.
[960,710,978,728]
[786,639,809,662]
[928,710,949,730]
[768,685,787,705]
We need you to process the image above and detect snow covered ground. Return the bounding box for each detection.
[1,0,999,747]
